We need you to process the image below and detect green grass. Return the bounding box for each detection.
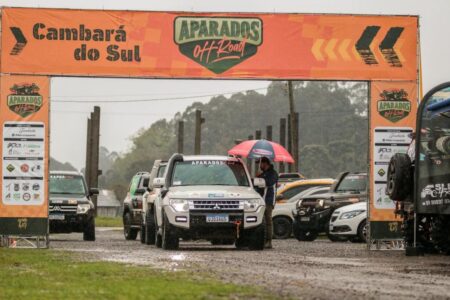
[0,249,272,300]
[95,216,123,227]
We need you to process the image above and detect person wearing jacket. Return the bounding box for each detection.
[256,157,278,249]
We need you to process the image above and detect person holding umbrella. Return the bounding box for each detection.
[256,156,278,249]
[228,139,294,249]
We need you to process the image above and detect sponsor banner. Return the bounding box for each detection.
[2,8,418,80]
[370,221,402,240]
[0,75,49,235]
[369,81,418,234]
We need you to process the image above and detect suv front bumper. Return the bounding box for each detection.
[49,211,94,233]
[293,208,332,231]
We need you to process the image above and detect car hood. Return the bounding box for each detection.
[336,202,367,214]
[168,185,259,200]
[50,194,89,205]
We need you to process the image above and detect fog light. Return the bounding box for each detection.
[246,216,257,223]
[175,216,187,222]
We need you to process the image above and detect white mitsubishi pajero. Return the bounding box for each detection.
[153,154,266,250]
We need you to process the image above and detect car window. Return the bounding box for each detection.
[282,184,317,199]
[157,165,166,178]
[50,174,86,195]
[129,175,140,196]
[286,186,330,202]
[171,160,249,186]
[336,174,367,193]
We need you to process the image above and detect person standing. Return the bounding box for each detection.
[256,157,278,249]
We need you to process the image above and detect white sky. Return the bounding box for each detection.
[1,0,449,169]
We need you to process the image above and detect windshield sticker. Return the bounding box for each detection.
[191,160,225,165]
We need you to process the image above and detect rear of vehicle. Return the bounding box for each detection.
[328,202,367,242]
[154,155,266,250]
[49,172,97,241]
[122,172,150,240]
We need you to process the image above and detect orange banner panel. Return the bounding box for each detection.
[369,81,418,222]
[1,8,418,80]
[0,75,49,219]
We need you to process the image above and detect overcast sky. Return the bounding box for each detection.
[1,0,449,170]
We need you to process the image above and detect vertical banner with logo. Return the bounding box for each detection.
[0,75,50,235]
[369,81,418,239]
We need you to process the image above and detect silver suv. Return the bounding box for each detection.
[153,154,266,250]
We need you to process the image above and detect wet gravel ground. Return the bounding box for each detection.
[50,228,450,299]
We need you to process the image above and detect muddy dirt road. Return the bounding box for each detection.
[51,228,450,299]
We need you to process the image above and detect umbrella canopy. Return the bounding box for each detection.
[228,139,295,163]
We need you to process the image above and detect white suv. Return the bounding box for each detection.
[153,154,266,250]
[328,202,367,242]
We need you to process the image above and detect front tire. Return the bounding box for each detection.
[431,216,450,255]
[357,219,368,243]
[248,218,266,250]
[293,221,318,241]
[162,213,179,250]
[145,210,156,245]
[273,217,292,239]
[123,212,138,240]
[83,217,95,241]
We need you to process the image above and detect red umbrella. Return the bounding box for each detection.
[228,139,295,163]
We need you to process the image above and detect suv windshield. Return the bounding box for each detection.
[50,174,86,195]
[336,174,367,193]
[171,160,249,186]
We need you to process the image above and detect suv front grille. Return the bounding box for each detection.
[49,205,77,213]
[189,200,243,210]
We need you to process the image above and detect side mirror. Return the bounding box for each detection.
[142,176,150,188]
[153,177,165,188]
[135,188,146,195]
[89,188,99,196]
[253,178,266,188]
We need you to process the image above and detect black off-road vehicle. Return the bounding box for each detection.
[292,172,367,242]
[386,82,450,255]
[49,171,99,241]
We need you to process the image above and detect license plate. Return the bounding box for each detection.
[49,214,65,220]
[206,214,229,223]
[300,217,310,222]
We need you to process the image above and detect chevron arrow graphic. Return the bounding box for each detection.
[312,39,325,61]
[379,27,404,67]
[338,39,352,61]
[324,39,338,61]
[355,26,380,65]
[10,27,27,55]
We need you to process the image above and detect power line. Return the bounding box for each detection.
[51,87,268,103]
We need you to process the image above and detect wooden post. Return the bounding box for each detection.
[247,134,253,171]
[279,118,286,173]
[85,117,92,187]
[287,81,298,172]
[90,106,101,216]
[287,114,292,172]
[177,121,184,153]
[294,112,299,172]
[194,110,205,155]
[254,130,262,175]
[266,125,272,141]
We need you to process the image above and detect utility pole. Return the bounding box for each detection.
[85,106,101,216]
[194,110,205,155]
[287,81,299,172]
[279,118,286,173]
[247,134,253,171]
[254,130,262,175]
[287,114,292,172]
[266,125,272,141]
[177,121,184,153]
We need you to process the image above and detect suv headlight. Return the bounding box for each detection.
[340,210,365,219]
[244,199,261,212]
[169,199,189,212]
[77,204,91,214]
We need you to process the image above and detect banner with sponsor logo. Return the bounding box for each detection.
[369,81,418,239]
[0,75,49,235]
[2,8,417,80]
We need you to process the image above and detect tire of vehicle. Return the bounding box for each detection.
[162,213,179,250]
[140,224,146,244]
[145,210,156,245]
[123,212,138,240]
[248,218,266,251]
[83,217,95,241]
[235,236,249,249]
[272,217,292,239]
[431,216,450,255]
[386,153,412,201]
[326,232,348,242]
[357,219,368,243]
[294,229,318,242]
[154,211,162,248]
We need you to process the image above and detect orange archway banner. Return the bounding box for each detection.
[0,7,420,241]
[2,8,417,80]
